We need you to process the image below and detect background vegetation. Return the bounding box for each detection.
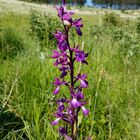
[0,1,140,140]
[93,0,140,6]
[19,0,86,5]
[19,0,140,6]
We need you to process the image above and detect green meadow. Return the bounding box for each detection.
[0,1,140,139]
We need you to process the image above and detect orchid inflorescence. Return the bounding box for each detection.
[51,0,89,139]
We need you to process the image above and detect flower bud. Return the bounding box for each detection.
[63,20,71,28]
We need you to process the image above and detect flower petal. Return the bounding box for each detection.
[76,27,82,36]
[51,118,61,125]
[71,98,81,108]
[77,91,84,100]
[80,80,88,88]
[60,71,67,78]
[64,135,72,140]
[59,126,67,136]
[81,106,89,116]
[53,86,60,94]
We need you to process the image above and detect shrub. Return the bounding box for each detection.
[29,10,62,50]
[136,17,140,34]
[112,26,139,62]
[119,33,139,59]
[89,25,105,40]
[112,27,125,40]
[0,27,24,59]
[102,12,122,26]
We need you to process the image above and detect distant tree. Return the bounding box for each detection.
[93,0,140,5]
[20,0,86,5]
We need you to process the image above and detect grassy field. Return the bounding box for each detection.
[0,0,140,140]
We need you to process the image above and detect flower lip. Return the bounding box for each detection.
[52,0,89,135]
[53,86,60,94]
[73,18,83,27]
[80,80,88,88]
[76,91,84,100]
[53,78,66,86]
[75,51,88,62]
[51,118,61,125]
[81,106,89,116]
[76,74,88,88]
[71,98,81,108]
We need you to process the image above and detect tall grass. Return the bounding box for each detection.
[0,11,140,140]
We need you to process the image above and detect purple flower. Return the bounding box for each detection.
[52,104,71,126]
[56,5,83,36]
[75,50,88,64]
[59,126,67,136]
[52,50,68,67]
[56,6,74,23]
[57,98,68,103]
[56,6,65,20]
[76,90,84,100]
[59,66,69,78]
[77,74,88,88]
[53,78,67,94]
[72,18,83,36]
[53,86,60,94]
[54,31,69,51]
[57,102,65,112]
[54,31,66,43]
[64,135,72,140]
[54,56,68,66]
[63,13,73,24]
[73,18,83,27]
[52,0,89,138]
[71,98,81,108]
[58,41,69,51]
[81,106,90,116]
[51,50,67,59]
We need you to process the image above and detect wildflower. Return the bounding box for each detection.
[72,18,83,36]
[59,126,67,136]
[71,98,81,108]
[75,50,88,64]
[51,0,89,139]
[51,118,61,125]
[53,78,67,94]
[77,74,88,88]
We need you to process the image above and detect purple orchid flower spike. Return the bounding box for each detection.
[51,0,89,139]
